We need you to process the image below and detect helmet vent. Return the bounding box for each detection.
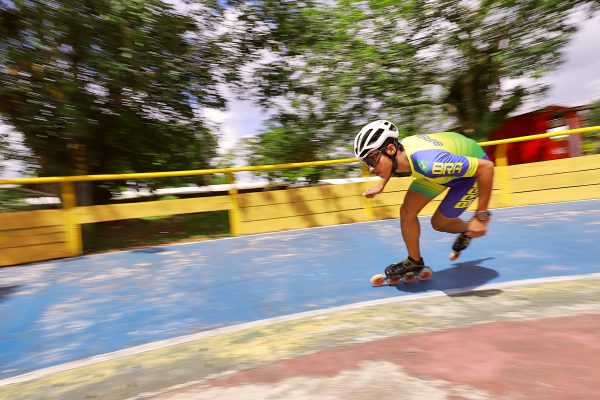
[368,128,385,145]
[359,129,372,150]
[354,120,398,159]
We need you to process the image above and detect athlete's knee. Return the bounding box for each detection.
[400,203,419,220]
[431,213,451,232]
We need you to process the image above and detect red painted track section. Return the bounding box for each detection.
[197,314,600,400]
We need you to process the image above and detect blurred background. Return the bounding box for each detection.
[1,0,599,254]
[1,3,600,398]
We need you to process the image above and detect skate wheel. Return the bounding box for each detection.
[419,267,433,281]
[387,276,401,285]
[402,273,417,283]
[370,273,386,287]
[449,251,460,261]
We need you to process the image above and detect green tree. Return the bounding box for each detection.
[589,100,600,127]
[244,115,333,183]
[239,0,597,180]
[583,99,600,154]
[414,0,598,136]
[0,0,227,202]
[241,1,438,181]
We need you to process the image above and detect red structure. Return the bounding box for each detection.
[486,105,583,165]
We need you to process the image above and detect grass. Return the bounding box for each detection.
[82,211,231,254]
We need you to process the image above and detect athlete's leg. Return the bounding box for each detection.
[430,211,468,233]
[402,179,446,261]
[431,178,478,233]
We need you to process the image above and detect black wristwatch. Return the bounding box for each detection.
[474,210,491,222]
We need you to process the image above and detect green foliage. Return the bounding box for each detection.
[0,187,30,212]
[83,210,230,254]
[423,0,594,137]
[589,100,600,127]
[241,1,437,182]
[244,113,359,183]
[0,0,229,201]
[582,99,600,154]
[240,0,597,177]
[1,0,597,190]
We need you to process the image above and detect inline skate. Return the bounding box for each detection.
[370,257,433,286]
[449,232,471,261]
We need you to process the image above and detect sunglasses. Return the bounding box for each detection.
[364,149,383,168]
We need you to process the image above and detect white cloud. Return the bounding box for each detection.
[202,90,275,155]
[526,12,600,109]
[0,123,26,178]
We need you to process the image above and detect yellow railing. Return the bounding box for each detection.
[480,127,598,208]
[1,126,596,185]
[0,126,598,265]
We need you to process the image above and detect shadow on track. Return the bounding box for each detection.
[0,285,21,303]
[393,258,501,296]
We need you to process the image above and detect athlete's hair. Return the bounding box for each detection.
[381,137,404,152]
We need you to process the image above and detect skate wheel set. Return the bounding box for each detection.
[370,267,433,287]
[371,231,471,286]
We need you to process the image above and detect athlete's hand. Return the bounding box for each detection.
[467,218,489,238]
[363,184,384,198]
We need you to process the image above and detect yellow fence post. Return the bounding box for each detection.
[361,163,375,221]
[494,144,512,207]
[227,172,241,236]
[60,181,83,256]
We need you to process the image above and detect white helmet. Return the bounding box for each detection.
[354,120,399,159]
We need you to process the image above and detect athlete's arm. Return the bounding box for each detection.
[475,159,494,212]
[363,173,391,198]
[467,159,495,238]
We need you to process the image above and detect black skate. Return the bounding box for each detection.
[449,232,471,261]
[370,257,433,286]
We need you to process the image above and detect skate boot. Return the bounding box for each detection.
[370,257,433,286]
[449,232,471,261]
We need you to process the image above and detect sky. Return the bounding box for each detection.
[1,11,599,178]
[524,11,600,111]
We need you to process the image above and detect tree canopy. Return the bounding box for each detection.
[0,0,227,184]
[1,0,597,189]
[241,0,597,181]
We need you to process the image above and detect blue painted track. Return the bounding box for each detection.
[1,199,599,379]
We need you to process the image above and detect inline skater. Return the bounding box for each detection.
[354,120,495,285]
